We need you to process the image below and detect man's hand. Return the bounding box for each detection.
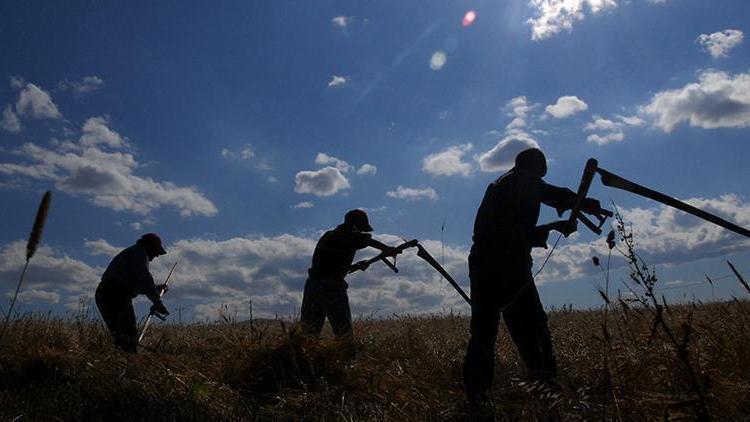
[581,197,602,214]
[383,246,401,257]
[151,302,169,317]
[548,220,578,237]
[351,260,370,272]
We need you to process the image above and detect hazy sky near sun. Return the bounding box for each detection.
[1,1,749,320]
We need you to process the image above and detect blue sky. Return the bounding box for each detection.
[1,0,749,321]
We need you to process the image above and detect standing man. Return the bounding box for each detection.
[300,209,395,352]
[95,233,170,353]
[463,148,601,404]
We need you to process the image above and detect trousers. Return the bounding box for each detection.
[95,279,138,353]
[299,277,353,340]
[463,251,557,401]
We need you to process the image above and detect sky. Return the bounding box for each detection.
[1,0,749,322]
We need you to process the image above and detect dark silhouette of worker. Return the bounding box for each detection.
[463,148,601,404]
[95,233,169,353]
[300,209,395,351]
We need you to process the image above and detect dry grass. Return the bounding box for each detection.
[1,298,749,421]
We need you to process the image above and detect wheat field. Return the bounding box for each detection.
[1,297,749,421]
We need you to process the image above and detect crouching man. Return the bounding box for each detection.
[300,209,395,354]
[95,233,169,353]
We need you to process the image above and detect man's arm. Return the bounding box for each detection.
[541,181,601,215]
[366,237,396,254]
[530,220,579,248]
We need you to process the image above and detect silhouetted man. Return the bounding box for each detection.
[95,233,169,353]
[463,148,601,404]
[300,209,395,351]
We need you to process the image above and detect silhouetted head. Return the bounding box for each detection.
[344,209,373,232]
[515,148,547,178]
[137,233,167,261]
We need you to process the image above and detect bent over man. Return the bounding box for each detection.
[463,148,601,403]
[95,233,169,353]
[300,209,394,349]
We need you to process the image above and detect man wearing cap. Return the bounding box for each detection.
[300,209,395,351]
[463,148,602,404]
[95,233,170,353]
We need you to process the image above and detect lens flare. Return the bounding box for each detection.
[462,10,477,27]
[430,51,447,70]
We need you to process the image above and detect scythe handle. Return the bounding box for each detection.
[416,244,472,305]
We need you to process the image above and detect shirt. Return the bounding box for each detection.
[101,243,159,301]
[308,224,372,280]
[472,168,577,264]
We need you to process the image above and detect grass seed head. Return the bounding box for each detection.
[26,190,51,261]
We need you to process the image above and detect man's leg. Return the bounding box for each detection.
[300,279,325,336]
[502,278,556,379]
[95,283,120,342]
[116,301,138,353]
[317,282,354,357]
[526,282,557,379]
[463,278,502,403]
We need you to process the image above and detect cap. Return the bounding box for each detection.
[139,233,167,255]
[344,209,373,232]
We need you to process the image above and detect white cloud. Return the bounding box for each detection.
[294,166,351,197]
[58,76,105,95]
[327,75,347,88]
[545,95,588,118]
[583,114,643,145]
[84,239,121,257]
[476,132,540,172]
[12,289,61,304]
[356,163,377,175]
[315,152,351,173]
[506,117,526,130]
[292,201,315,209]
[1,233,463,318]
[536,194,750,283]
[386,186,438,201]
[640,70,750,132]
[0,119,218,217]
[422,143,474,177]
[586,132,624,145]
[527,0,618,41]
[79,116,128,148]
[331,16,350,27]
[15,83,62,120]
[1,105,21,132]
[130,222,142,231]
[584,117,619,131]
[697,29,744,58]
[616,114,645,127]
[7,190,749,318]
[507,96,536,119]
[221,145,255,160]
[0,241,102,300]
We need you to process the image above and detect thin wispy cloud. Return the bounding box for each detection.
[386,186,438,201]
[327,75,347,88]
[58,76,105,95]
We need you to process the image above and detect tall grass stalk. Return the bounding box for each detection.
[0,190,51,343]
